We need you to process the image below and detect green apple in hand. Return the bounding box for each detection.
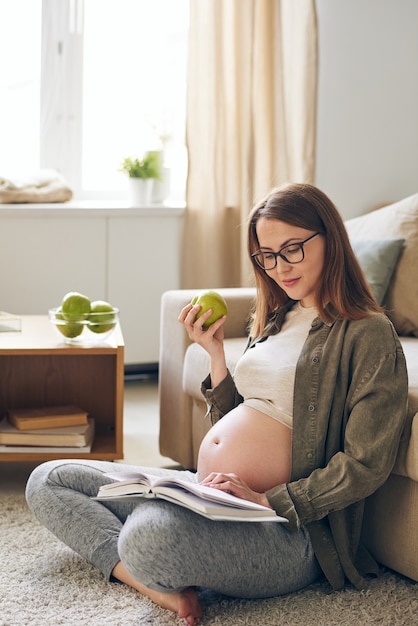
[55,307,83,338]
[61,291,91,320]
[87,300,116,333]
[191,290,228,328]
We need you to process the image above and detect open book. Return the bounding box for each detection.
[94,471,288,523]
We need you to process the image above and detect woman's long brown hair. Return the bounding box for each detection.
[248,183,382,337]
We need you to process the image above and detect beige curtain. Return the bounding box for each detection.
[182,0,318,289]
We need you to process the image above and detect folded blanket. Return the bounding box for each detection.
[0,169,73,203]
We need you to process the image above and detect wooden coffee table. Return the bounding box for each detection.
[0,316,124,461]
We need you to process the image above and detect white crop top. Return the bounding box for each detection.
[233,303,318,428]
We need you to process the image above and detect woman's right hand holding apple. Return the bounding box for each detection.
[178,301,228,388]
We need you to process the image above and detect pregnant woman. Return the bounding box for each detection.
[26,183,408,626]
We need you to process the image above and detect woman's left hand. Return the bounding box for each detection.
[199,472,272,509]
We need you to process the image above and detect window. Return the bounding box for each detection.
[0,0,41,176]
[0,0,189,202]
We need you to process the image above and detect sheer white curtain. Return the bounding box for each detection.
[182,0,318,288]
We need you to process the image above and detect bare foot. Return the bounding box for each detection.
[155,586,202,625]
[112,561,203,624]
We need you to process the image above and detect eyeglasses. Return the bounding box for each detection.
[251,232,321,270]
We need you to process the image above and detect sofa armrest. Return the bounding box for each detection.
[158,288,255,468]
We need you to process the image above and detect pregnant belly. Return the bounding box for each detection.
[197,403,292,492]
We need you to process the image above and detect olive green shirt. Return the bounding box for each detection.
[201,305,408,590]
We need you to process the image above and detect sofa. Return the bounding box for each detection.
[159,192,418,583]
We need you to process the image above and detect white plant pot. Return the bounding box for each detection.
[127,178,153,207]
[152,167,171,204]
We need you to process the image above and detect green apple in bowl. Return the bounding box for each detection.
[55,307,84,338]
[191,290,228,328]
[61,291,91,321]
[87,300,117,333]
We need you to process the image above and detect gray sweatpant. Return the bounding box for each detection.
[25,459,320,598]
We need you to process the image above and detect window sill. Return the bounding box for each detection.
[0,200,185,218]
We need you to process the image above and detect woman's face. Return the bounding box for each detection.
[255,218,325,308]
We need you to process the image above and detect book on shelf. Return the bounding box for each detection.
[94,471,288,523]
[0,443,92,454]
[7,405,88,431]
[0,417,95,448]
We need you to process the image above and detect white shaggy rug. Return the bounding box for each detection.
[1,493,417,626]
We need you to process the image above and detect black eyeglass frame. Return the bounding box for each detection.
[251,232,321,270]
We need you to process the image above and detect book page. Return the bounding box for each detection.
[102,471,287,518]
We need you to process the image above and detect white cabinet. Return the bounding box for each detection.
[0,204,184,367]
[108,212,183,365]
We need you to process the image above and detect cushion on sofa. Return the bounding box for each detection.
[345,193,418,336]
[351,239,404,305]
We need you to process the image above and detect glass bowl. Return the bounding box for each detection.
[49,307,119,345]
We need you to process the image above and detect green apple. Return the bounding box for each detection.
[61,291,91,321]
[191,290,228,328]
[87,300,116,333]
[55,307,83,338]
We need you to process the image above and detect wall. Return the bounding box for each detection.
[315,0,418,218]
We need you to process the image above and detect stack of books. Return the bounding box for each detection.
[0,405,94,453]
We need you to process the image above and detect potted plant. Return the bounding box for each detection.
[119,152,162,206]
